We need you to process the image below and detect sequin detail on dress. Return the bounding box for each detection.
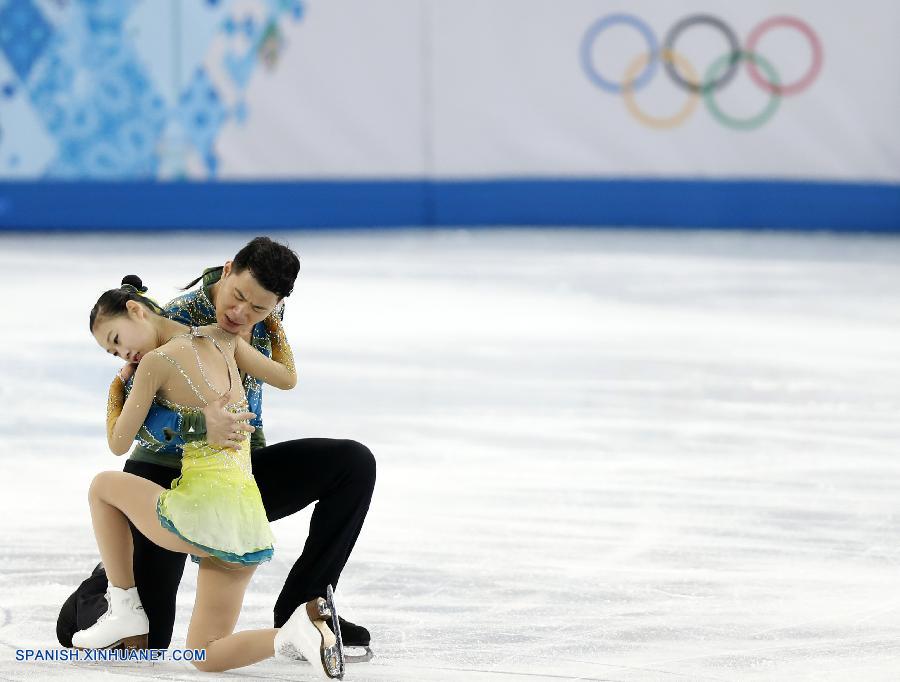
[154,328,274,565]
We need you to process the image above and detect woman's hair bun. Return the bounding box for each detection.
[121,274,148,293]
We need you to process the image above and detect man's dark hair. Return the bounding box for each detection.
[183,237,300,299]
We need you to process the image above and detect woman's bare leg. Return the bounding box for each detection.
[88,471,209,587]
[186,558,277,672]
[89,470,276,670]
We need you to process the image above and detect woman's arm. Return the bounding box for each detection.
[233,314,297,390]
[106,352,167,455]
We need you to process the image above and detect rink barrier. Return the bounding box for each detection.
[0,179,898,231]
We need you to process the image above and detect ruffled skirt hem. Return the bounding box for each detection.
[157,501,274,566]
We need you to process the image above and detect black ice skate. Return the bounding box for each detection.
[338,616,374,664]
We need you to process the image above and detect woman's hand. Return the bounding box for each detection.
[117,362,137,384]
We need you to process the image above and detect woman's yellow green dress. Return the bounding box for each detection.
[148,329,275,565]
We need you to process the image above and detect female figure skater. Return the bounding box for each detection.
[72,278,344,678]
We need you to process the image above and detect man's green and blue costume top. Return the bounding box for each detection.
[126,267,279,469]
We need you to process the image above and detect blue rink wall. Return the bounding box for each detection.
[1,179,899,232]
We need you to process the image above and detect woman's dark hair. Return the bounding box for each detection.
[182,236,300,299]
[89,275,164,331]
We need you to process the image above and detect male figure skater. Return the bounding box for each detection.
[57,236,376,660]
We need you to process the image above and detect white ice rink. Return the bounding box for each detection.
[1,229,900,681]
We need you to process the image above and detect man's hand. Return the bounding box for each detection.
[202,395,256,450]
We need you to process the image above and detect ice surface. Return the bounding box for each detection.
[1,228,900,681]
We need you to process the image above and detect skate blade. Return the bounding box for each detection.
[285,646,372,665]
[345,646,374,663]
[312,618,342,679]
[325,585,346,679]
[297,595,343,680]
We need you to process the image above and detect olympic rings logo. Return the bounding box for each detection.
[580,14,823,130]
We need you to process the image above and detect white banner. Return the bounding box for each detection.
[427,0,900,180]
[217,0,427,178]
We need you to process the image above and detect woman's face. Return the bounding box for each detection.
[91,300,158,364]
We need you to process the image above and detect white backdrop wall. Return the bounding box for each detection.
[212,0,900,182]
[216,0,427,179]
[427,0,900,181]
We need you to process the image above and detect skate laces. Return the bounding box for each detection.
[99,589,144,620]
[95,592,113,624]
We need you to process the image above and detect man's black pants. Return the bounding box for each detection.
[57,438,376,649]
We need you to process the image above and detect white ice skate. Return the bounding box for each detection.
[71,585,148,650]
[275,584,345,679]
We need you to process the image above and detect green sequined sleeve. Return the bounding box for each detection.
[106,376,126,447]
[234,314,297,390]
[180,410,207,442]
[265,312,295,376]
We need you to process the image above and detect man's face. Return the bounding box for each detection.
[213,261,280,335]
